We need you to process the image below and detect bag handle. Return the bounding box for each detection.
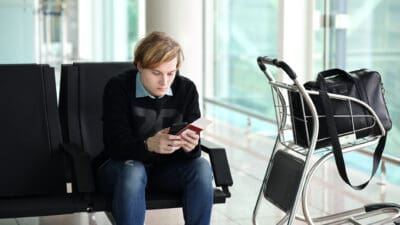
[317,74,387,190]
[318,69,367,109]
[317,68,355,80]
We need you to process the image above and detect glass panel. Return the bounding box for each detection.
[127,0,139,60]
[0,0,139,64]
[0,0,36,63]
[327,0,400,155]
[347,1,400,185]
[313,0,325,74]
[319,0,400,186]
[39,0,65,66]
[210,0,278,130]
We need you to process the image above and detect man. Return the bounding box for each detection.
[97,31,213,225]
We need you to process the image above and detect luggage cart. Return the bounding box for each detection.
[252,57,400,225]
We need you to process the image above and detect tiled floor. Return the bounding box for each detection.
[1,118,399,225]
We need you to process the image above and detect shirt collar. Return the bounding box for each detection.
[135,72,173,99]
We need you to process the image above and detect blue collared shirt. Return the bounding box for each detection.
[135,72,173,99]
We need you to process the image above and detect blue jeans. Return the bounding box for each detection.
[97,157,214,225]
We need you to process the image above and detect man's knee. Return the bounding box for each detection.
[189,158,213,184]
[119,160,147,193]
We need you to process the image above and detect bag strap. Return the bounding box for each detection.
[317,74,387,190]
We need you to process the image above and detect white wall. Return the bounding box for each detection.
[146,0,204,102]
[278,0,315,83]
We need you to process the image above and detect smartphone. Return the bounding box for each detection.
[169,122,188,135]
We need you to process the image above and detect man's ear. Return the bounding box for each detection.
[137,62,143,71]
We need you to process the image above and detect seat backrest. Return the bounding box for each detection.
[59,62,134,160]
[0,64,66,197]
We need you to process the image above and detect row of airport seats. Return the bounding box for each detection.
[0,63,233,221]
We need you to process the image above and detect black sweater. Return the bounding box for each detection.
[102,69,201,164]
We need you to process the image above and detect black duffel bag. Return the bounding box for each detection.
[290,68,392,148]
[289,68,392,190]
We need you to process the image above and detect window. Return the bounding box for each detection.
[206,0,278,131]
[320,0,400,155]
[0,0,36,63]
[0,0,141,64]
[78,0,141,61]
[312,0,400,184]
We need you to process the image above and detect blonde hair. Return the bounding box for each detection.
[134,31,184,69]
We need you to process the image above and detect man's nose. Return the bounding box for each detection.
[160,74,167,85]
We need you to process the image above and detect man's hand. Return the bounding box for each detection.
[180,130,200,152]
[146,128,183,154]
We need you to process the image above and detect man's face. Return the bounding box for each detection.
[138,57,178,97]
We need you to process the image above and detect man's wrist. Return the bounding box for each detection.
[144,138,150,152]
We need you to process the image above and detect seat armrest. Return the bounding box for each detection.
[61,143,95,193]
[200,138,233,197]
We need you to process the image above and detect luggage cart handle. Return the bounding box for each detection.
[365,203,400,212]
[257,56,297,80]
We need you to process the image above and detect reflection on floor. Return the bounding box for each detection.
[1,118,399,225]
